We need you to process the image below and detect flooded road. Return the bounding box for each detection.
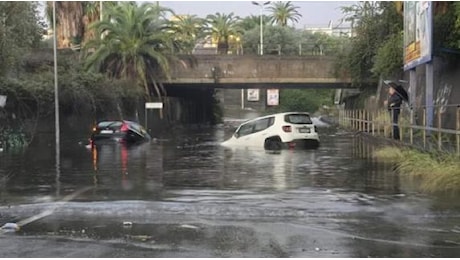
[1,120,460,257]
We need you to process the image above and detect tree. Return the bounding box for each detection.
[336,1,403,87]
[0,2,44,76]
[279,89,334,113]
[83,2,177,99]
[242,24,300,55]
[267,1,302,27]
[81,1,104,45]
[372,32,403,78]
[168,14,205,54]
[45,2,122,48]
[238,14,271,31]
[204,12,242,54]
[46,1,86,48]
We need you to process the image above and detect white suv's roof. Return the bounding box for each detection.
[243,112,311,123]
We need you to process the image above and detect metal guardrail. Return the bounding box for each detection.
[338,105,460,156]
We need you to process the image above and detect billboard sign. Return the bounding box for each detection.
[404,1,432,71]
[266,89,279,106]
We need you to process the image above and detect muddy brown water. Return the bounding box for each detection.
[1,120,460,257]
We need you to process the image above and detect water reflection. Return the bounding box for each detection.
[87,142,164,200]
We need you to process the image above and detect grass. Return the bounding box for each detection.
[374,147,460,194]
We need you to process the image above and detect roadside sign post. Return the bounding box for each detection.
[145,102,163,134]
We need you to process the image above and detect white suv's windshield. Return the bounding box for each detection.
[284,114,312,124]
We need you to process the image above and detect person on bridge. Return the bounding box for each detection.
[384,81,408,140]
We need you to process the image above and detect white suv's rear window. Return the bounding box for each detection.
[284,114,312,124]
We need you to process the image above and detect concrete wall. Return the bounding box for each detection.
[167,55,350,87]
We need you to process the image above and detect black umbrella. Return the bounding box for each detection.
[384,80,409,103]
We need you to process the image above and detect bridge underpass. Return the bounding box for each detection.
[162,55,352,90]
[152,55,357,125]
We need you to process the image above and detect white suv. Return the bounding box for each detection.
[221,112,320,150]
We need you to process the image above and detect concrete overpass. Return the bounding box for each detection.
[161,55,352,89]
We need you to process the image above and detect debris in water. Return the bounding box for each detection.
[122,221,133,228]
[1,223,20,232]
[179,224,199,230]
[125,235,152,242]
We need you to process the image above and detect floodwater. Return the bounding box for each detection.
[1,119,460,257]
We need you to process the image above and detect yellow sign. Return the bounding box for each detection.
[403,1,432,70]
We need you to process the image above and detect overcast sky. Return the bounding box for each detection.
[159,1,354,28]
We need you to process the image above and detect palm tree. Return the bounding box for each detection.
[267,1,302,27]
[168,14,204,54]
[81,2,104,44]
[83,2,177,99]
[204,12,242,54]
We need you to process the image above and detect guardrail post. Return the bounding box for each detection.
[347,110,350,129]
[410,106,414,145]
[339,109,342,127]
[423,107,426,149]
[364,110,366,132]
[351,110,354,130]
[367,110,371,133]
[437,106,442,151]
[341,110,344,127]
[383,110,387,138]
[457,106,459,156]
[349,110,352,129]
[353,109,359,130]
[400,109,403,142]
[344,110,347,128]
[371,111,375,136]
[365,110,368,132]
[357,110,360,131]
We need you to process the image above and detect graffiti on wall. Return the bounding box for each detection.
[435,82,452,114]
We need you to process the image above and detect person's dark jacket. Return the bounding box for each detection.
[387,93,402,111]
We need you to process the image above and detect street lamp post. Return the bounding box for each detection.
[252,1,270,55]
[52,1,61,196]
[100,1,103,21]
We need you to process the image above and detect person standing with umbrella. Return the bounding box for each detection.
[383,81,409,140]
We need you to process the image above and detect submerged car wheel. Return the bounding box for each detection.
[264,137,282,150]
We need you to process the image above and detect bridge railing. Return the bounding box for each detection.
[193,41,347,57]
[338,104,460,155]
